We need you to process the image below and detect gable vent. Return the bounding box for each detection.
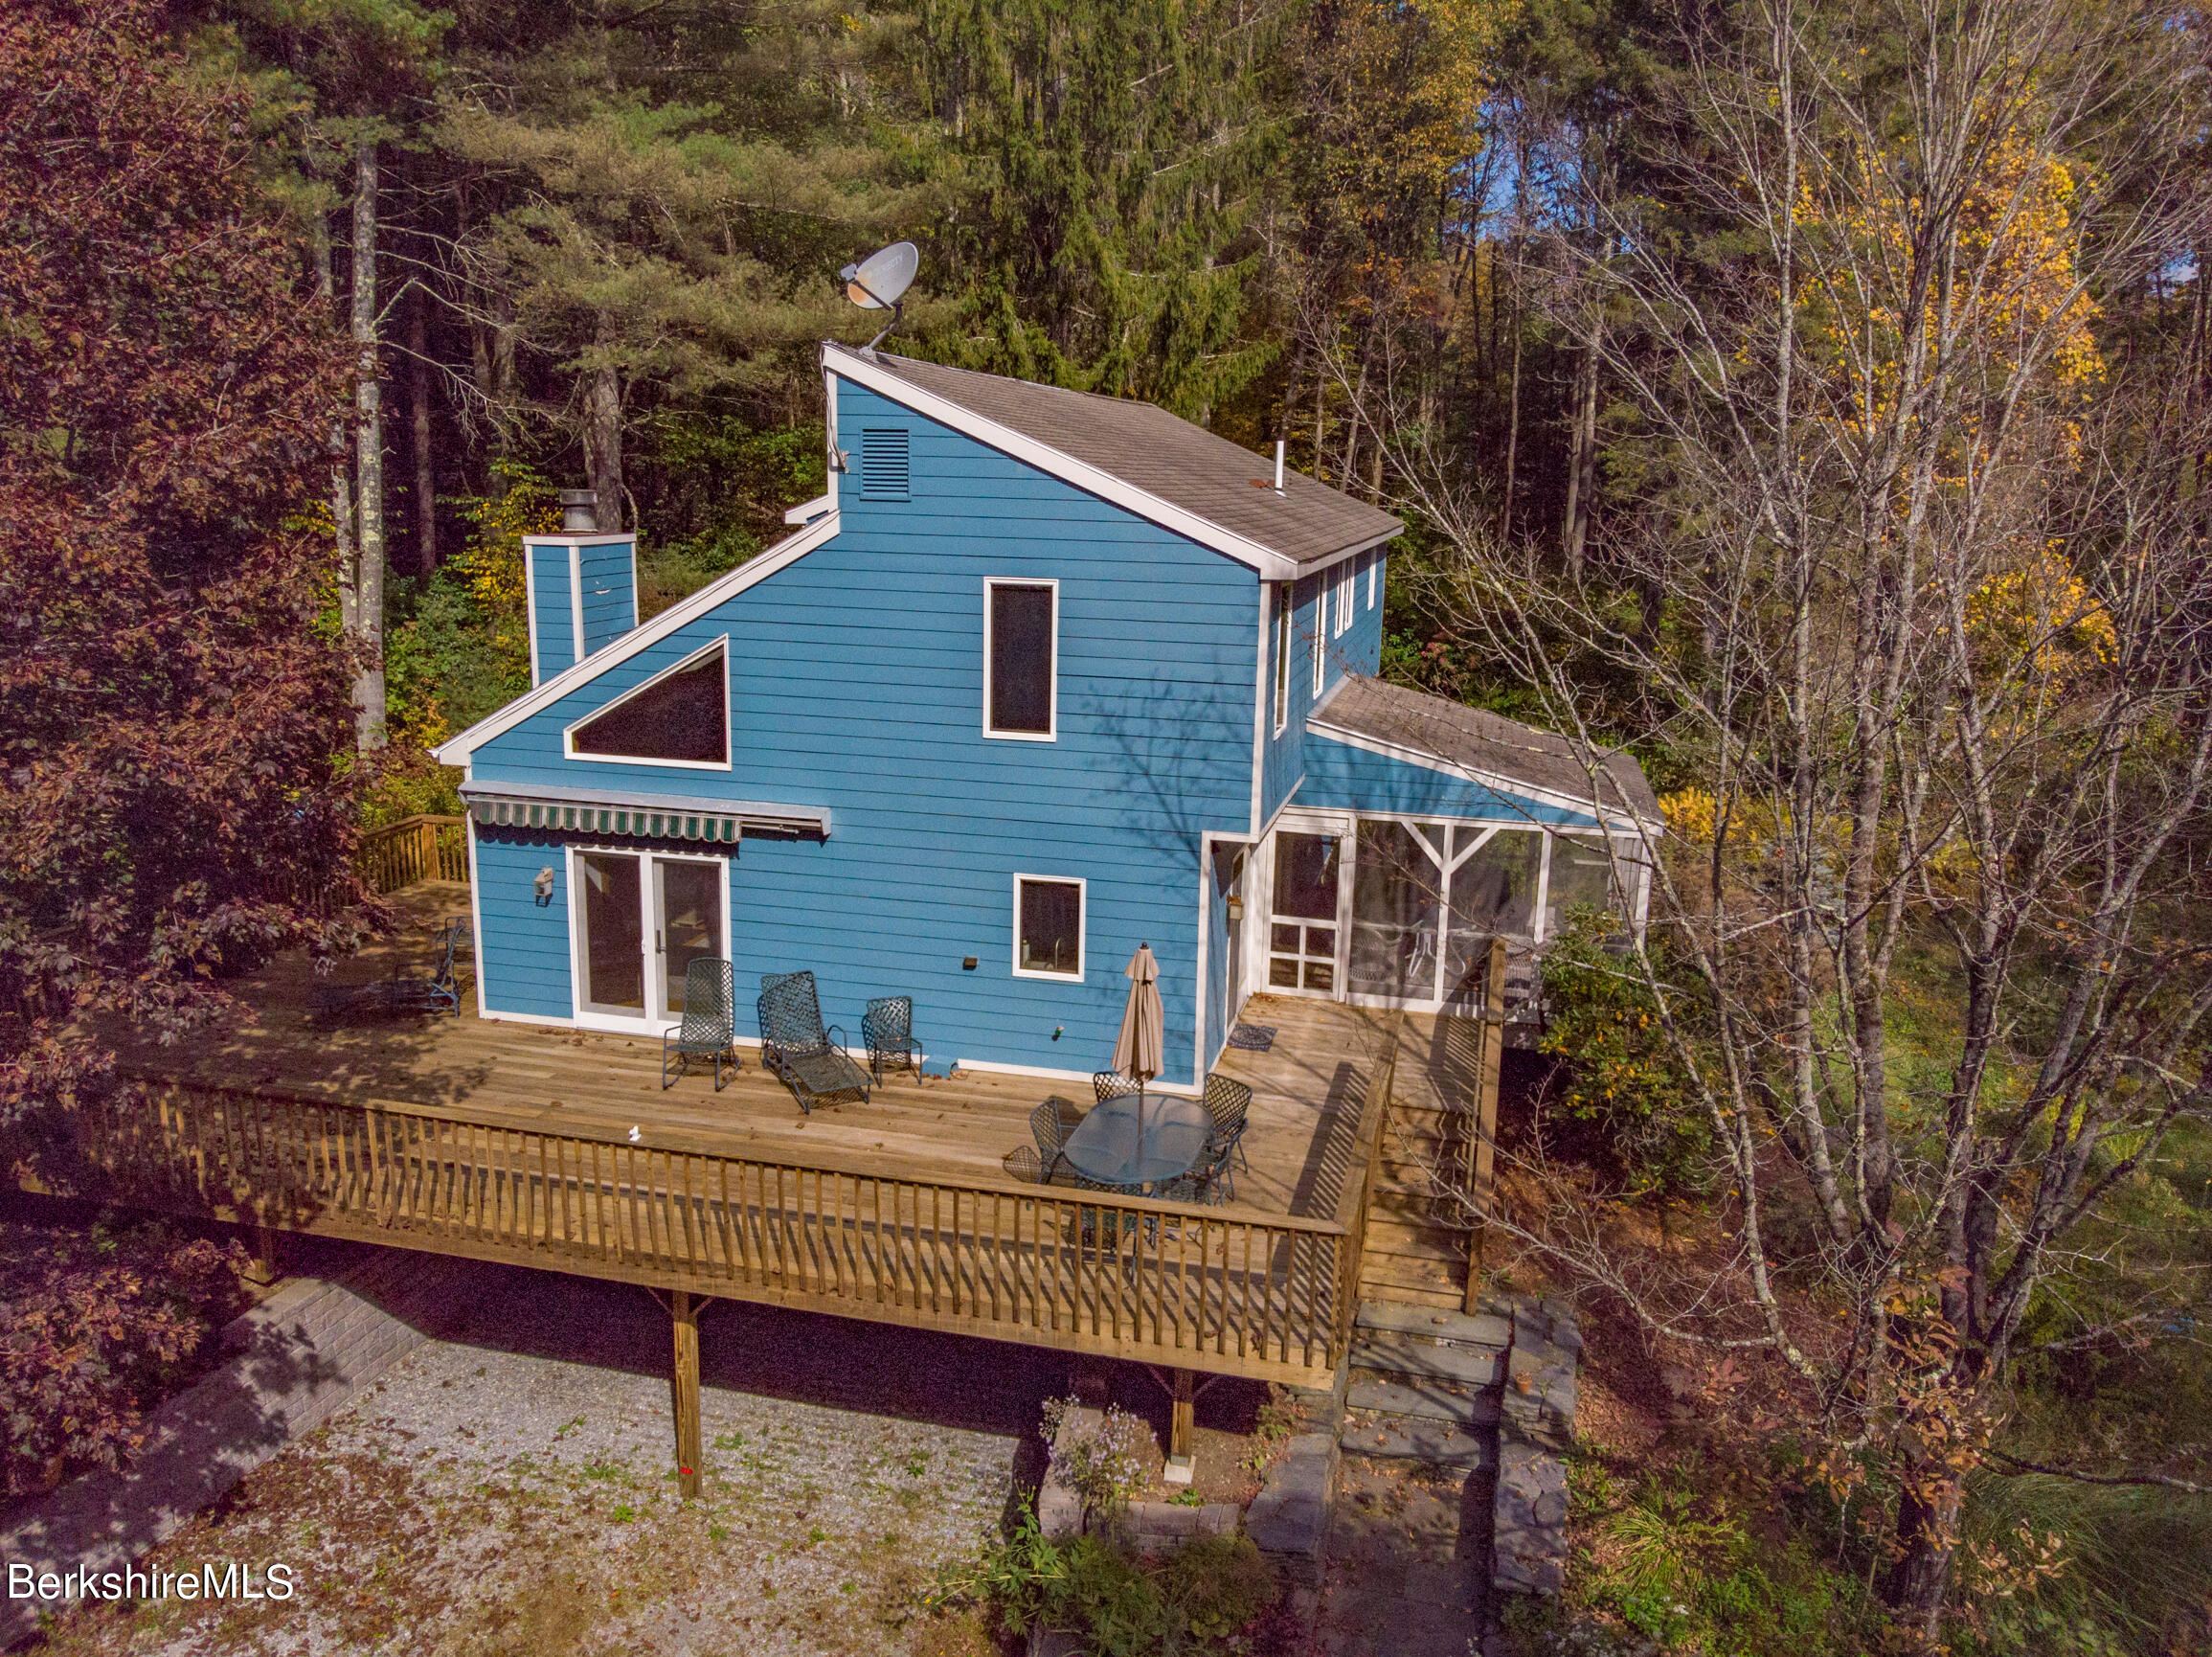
[858,427,910,500]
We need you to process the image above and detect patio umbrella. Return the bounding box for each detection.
[1113,942,1165,1143]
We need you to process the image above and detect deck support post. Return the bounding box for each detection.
[670,1289,703,1500]
[245,1222,282,1287]
[1462,936,1507,1316]
[1169,1368,1195,1460]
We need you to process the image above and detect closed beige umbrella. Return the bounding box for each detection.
[1113,942,1165,1134]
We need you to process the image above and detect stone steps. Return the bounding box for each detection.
[1346,1377,1502,1428]
[1351,1330,1507,1389]
[1339,1411,1497,1467]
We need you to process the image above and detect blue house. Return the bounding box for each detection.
[434,344,1659,1094]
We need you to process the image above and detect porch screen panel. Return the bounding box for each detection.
[1348,820,1444,998]
[1444,828,1542,1004]
[580,852,645,1012]
[1544,836,1622,938]
[1269,831,1340,990]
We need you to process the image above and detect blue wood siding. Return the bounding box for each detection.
[473,826,574,1017]
[577,538,638,658]
[465,380,1263,1085]
[529,544,576,684]
[1298,732,1602,828]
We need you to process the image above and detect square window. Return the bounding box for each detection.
[986,580,1056,738]
[1014,875,1084,979]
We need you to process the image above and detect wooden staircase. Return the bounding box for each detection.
[1355,938,1509,1314]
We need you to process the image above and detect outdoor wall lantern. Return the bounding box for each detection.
[962,956,979,970]
[533,867,555,905]
[1226,897,1245,921]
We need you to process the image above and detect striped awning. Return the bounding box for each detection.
[461,782,828,844]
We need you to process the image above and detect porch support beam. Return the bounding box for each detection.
[1463,935,1507,1313]
[670,1289,704,1499]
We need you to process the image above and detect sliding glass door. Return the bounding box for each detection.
[574,850,726,1022]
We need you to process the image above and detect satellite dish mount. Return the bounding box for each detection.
[840,240,919,355]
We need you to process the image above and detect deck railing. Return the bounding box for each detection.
[67,1079,1360,1384]
[359,815,468,894]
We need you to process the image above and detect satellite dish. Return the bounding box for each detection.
[841,241,917,310]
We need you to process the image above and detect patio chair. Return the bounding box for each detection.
[1093,1070,1142,1108]
[1002,1146,1046,1184]
[862,995,919,1083]
[1201,1073,1253,1179]
[319,920,463,1020]
[757,970,872,1113]
[662,957,739,1091]
[1157,1136,1234,1208]
[1030,1099,1073,1178]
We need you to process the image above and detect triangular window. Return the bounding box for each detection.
[569,643,728,765]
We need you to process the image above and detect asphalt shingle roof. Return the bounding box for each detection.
[1313,675,1662,823]
[843,347,1403,570]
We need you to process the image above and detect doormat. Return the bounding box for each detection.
[1227,1023,1276,1052]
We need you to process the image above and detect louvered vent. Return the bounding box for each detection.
[858,427,910,500]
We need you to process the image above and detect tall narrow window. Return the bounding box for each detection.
[985,579,1057,738]
[1367,551,1379,608]
[1311,583,1325,696]
[1272,586,1291,734]
[1013,875,1084,979]
[1336,562,1355,636]
[567,642,728,766]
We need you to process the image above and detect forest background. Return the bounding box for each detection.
[3,0,2208,1651]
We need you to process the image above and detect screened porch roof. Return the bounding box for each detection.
[1307,675,1661,826]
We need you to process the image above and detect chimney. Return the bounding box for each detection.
[524,489,640,684]
[1273,440,1285,493]
[559,488,598,533]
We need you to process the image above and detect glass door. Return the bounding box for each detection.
[578,851,645,1016]
[654,857,724,1020]
[1268,830,1343,993]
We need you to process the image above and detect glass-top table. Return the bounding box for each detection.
[1057,1092,1208,1192]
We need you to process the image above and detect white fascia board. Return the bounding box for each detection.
[823,342,1303,581]
[783,492,833,526]
[1304,715,1663,833]
[434,510,843,766]
[1291,527,1402,581]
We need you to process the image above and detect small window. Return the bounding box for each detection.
[1272,586,1291,734]
[1013,875,1084,979]
[568,642,728,765]
[1335,563,1355,637]
[859,427,910,500]
[985,579,1057,738]
[1367,550,1378,608]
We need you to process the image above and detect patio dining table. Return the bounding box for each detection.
[1056,1091,1208,1194]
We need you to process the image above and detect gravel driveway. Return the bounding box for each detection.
[34,1260,1056,1656]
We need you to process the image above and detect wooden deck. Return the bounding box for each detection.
[63,885,1433,1386]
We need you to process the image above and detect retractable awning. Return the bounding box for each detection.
[460,781,828,844]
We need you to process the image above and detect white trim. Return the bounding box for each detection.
[1249,583,1270,836]
[525,548,544,687]
[560,636,733,771]
[1304,716,1659,831]
[466,818,489,1020]
[824,361,842,510]
[1531,833,1555,943]
[565,842,732,1028]
[1010,873,1086,981]
[825,342,1311,580]
[570,549,585,667]
[982,578,1059,741]
[783,492,832,526]
[1334,562,1354,638]
[1194,836,1211,1084]
[1367,550,1377,609]
[434,511,841,763]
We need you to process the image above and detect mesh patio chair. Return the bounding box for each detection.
[757,970,872,1113]
[318,920,463,1020]
[1157,1136,1234,1209]
[1002,1146,1046,1185]
[1093,1070,1142,1108]
[862,995,918,1083]
[1030,1099,1073,1178]
[1201,1073,1253,1179]
[662,957,739,1090]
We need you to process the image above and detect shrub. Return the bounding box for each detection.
[1537,917,1716,1195]
[935,1511,1280,1656]
[0,1214,249,1493]
[1041,1396,1155,1520]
